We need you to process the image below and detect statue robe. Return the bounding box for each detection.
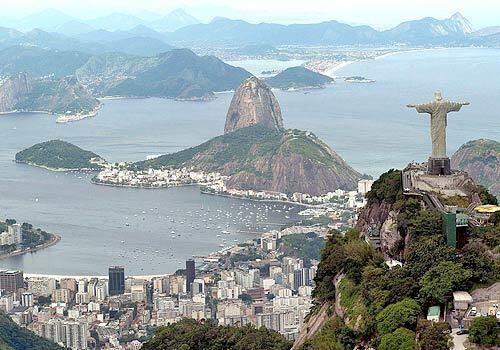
[415,101,463,158]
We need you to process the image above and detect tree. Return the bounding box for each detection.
[416,320,452,350]
[142,318,292,350]
[366,169,402,205]
[476,185,498,205]
[376,298,421,335]
[468,316,500,346]
[379,327,416,350]
[407,209,442,237]
[460,242,496,285]
[238,293,253,305]
[419,261,472,304]
[405,236,456,280]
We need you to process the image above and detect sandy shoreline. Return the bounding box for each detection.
[0,233,60,260]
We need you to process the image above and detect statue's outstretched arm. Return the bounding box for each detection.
[447,101,469,112]
[412,102,434,114]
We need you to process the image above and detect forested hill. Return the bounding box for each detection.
[266,67,333,89]
[294,169,500,349]
[132,125,362,195]
[0,313,63,350]
[16,140,106,170]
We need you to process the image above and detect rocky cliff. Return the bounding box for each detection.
[0,72,32,112]
[224,77,284,133]
[135,77,362,195]
[451,139,500,196]
[0,72,100,115]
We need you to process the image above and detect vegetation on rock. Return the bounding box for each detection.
[132,125,361,195]
[265,67,333,89]
[141,318,292,350]
[16,140,105,170]
[0,313,63,350]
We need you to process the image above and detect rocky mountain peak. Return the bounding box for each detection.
[224,77,284,134]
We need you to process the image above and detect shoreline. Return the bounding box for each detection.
[200,190,312,208]
[91,178,207,190]
[0,107,101,124]
[0,233,60,261]
[15,161,101,173]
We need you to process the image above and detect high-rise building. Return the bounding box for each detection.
[0,270,23,292]
[108,266,125,296]
[186,259,195,293]
[191,278,205,294]
[63,320,88,350]
[293,269,303,291]
[21,292,34,307]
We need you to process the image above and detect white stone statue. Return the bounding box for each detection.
[407,91,469,158]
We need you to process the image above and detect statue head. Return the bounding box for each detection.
[435,91,443,102]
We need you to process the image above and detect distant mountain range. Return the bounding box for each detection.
[0,12,499,53]
[1,8,199,33]
[165,12,486,46]
[0,46,252,100]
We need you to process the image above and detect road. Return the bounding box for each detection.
[451,328,467,350]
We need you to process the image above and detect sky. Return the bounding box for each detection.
[1,0,499,29]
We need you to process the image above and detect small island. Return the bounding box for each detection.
[344,76,376,83]
[15,140,107,171]
[0,219,60,260]
[265,66,334,90]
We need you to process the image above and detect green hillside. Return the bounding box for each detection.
[266,66,333,89]
[16,140,106,170]
[0,313,63,350]
[132,125,361,195]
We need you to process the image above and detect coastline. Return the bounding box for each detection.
[0,233,60,261]
[200,189,311,208]
[15,161,101,173]
[0,107,101,124]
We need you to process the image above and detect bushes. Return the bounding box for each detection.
[418,261,472,304]
[375,298,421,335]
[299,317,356,350]
[366,169,402,205]
[312,230,382,303]
[416,320,452,350]
[468,316,500,347]
[142,318,292,350]
[378,328,415,350]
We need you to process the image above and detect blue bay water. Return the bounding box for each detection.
[0,48,498,275]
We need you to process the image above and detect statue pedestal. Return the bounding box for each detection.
[428,157,451,175]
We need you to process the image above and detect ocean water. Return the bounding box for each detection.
[0,48,498,274]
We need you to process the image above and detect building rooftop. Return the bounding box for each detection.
[427,306,440,317]
[453,291,473,302]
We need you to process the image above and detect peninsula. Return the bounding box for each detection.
[15,140,107,171]
[130,77,362,196]
[0,219,60,260]
[0,73,101,121]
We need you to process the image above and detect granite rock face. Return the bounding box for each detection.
[0,73,32,112]
[0,72,99,115]
[451,139,500,195]
[224,77,284,133]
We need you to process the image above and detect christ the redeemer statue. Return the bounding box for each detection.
[407,91,469,175]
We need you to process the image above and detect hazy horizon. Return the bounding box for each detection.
[1,0,499,30]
